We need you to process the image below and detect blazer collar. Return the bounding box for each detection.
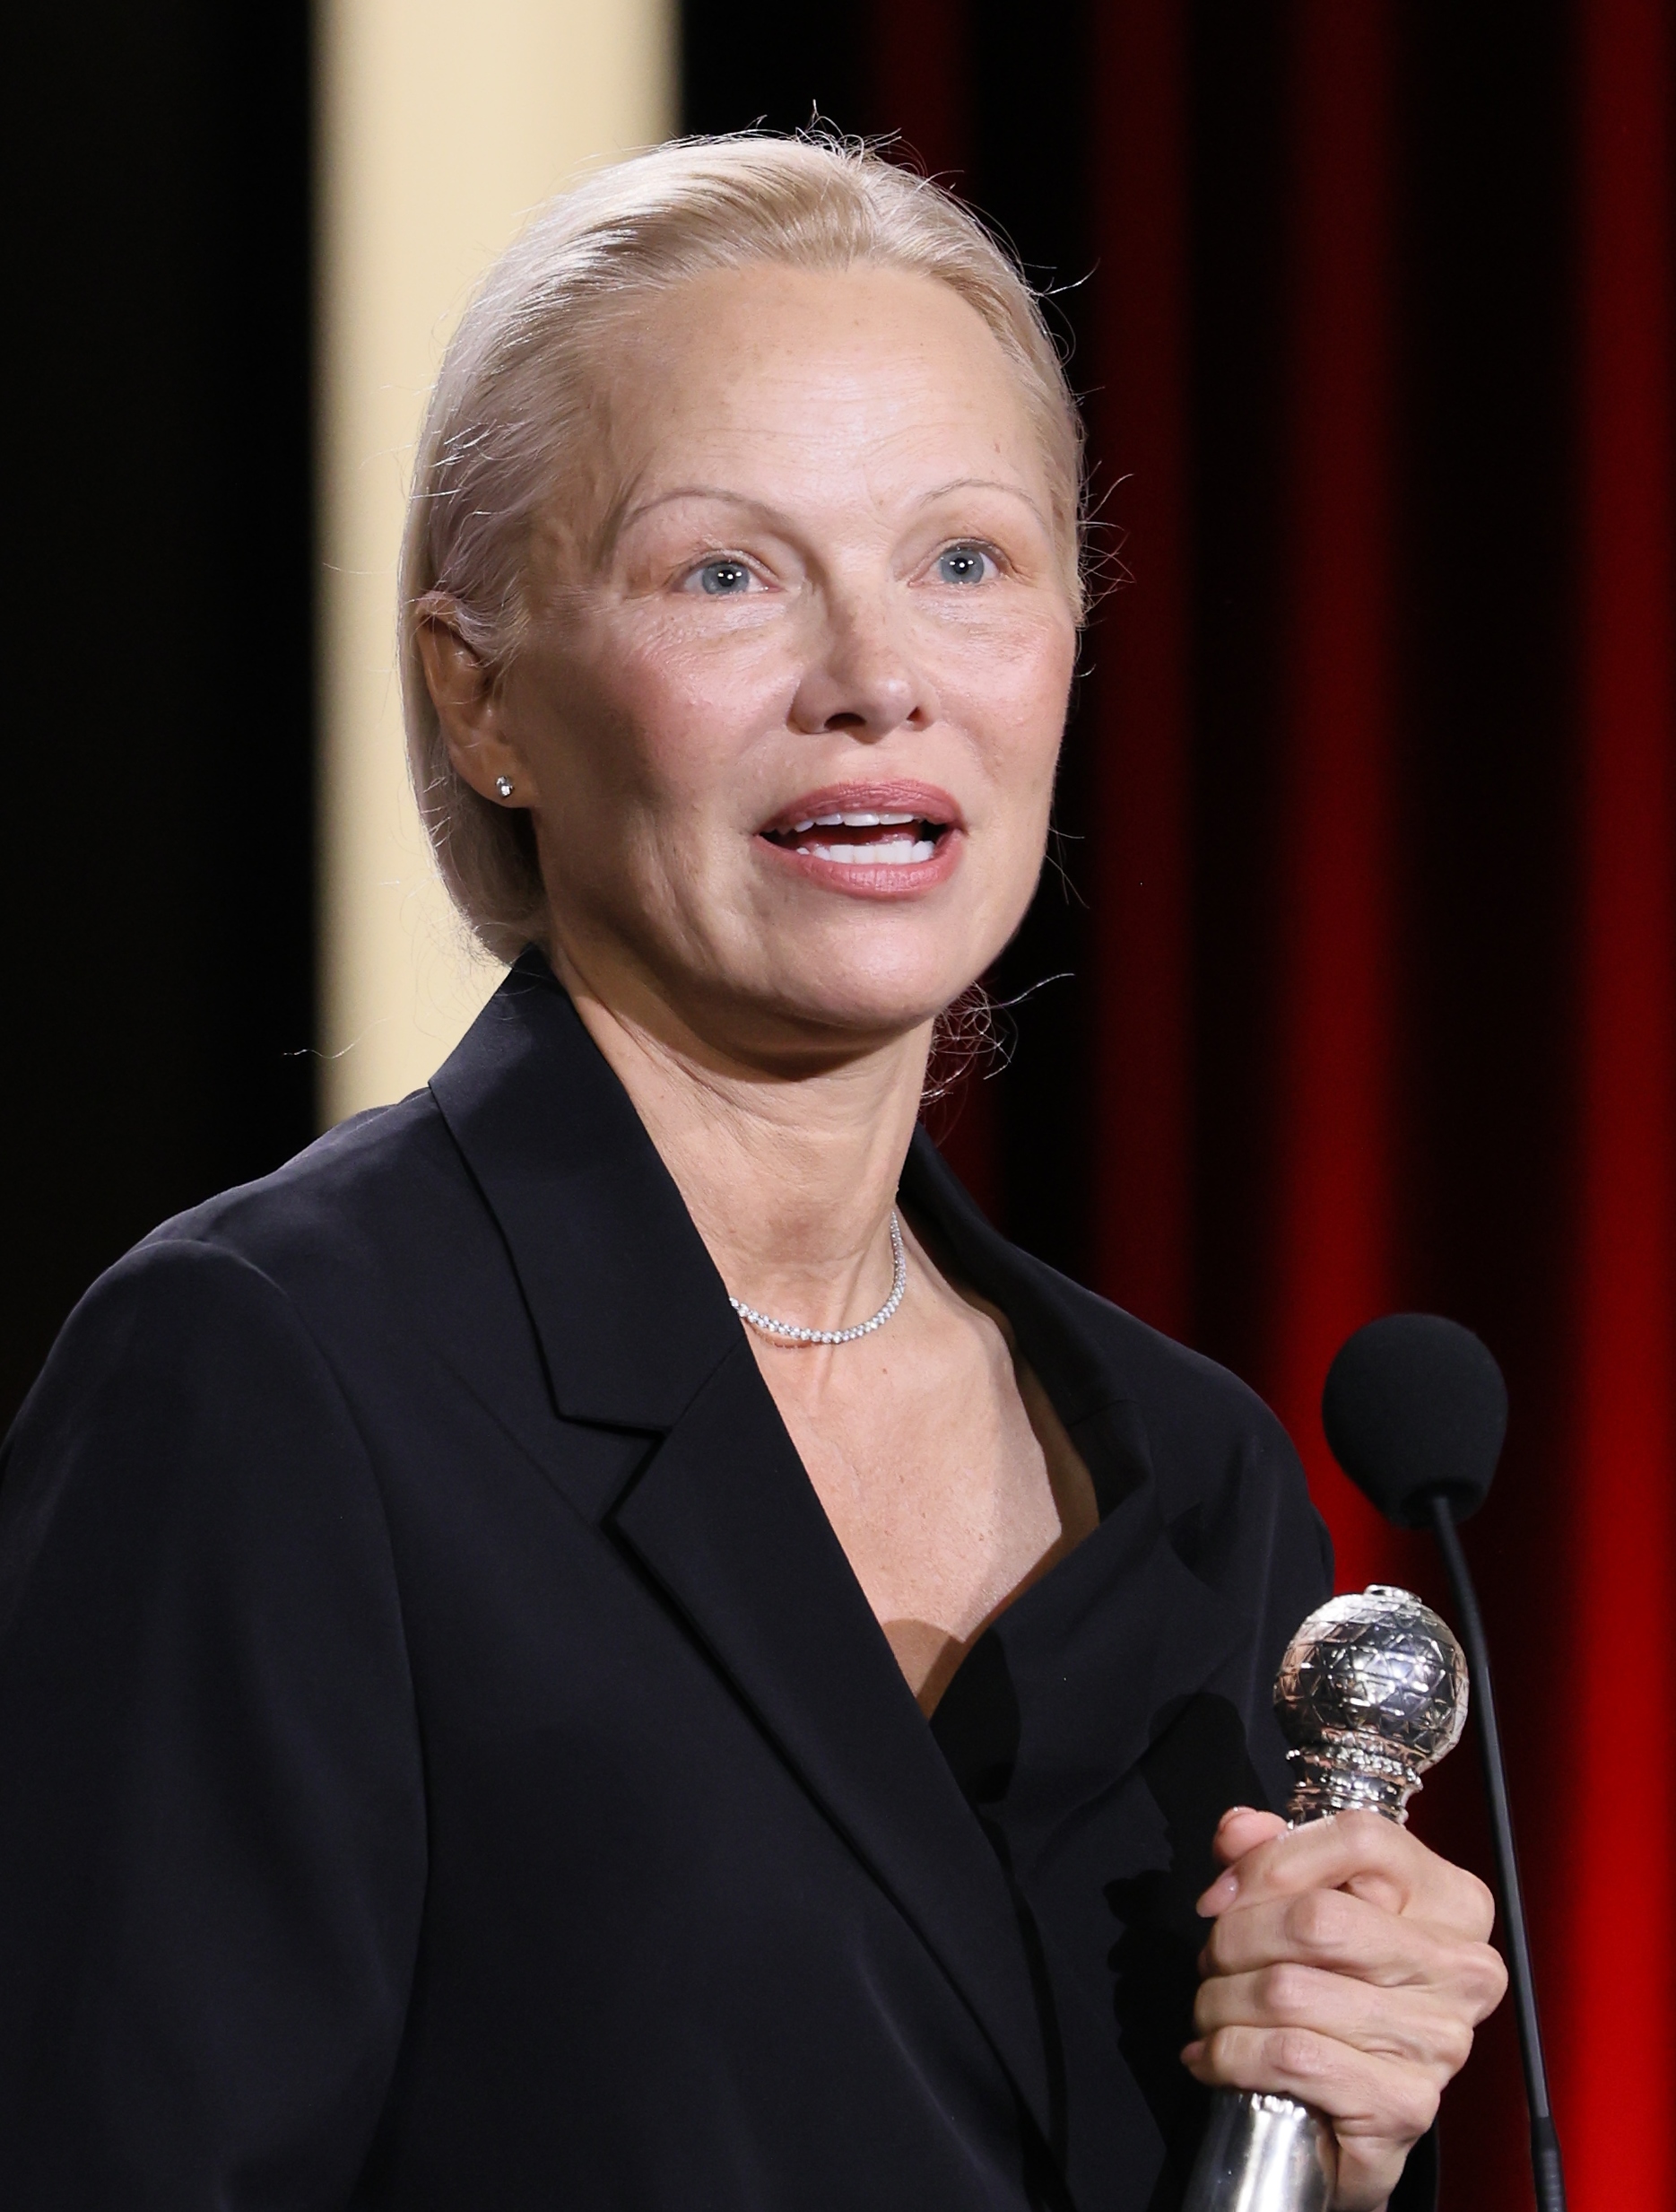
[429,952,740,1431]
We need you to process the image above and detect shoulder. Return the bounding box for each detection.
[0,1228,415,1709]
[4,1085,496,1527]
[143,1084,471,1285]
[4,1228,381,1526]
[79,1082,508,1389]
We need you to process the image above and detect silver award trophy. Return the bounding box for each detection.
[1181,1584,1469,2212]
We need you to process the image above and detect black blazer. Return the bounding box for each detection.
[1,954,1340,2210]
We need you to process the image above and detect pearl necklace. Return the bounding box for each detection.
[729,1211,908,1346]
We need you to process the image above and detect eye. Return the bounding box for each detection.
[933,542,999,587]
[686,556,756,597]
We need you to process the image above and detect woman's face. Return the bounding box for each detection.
[473,262,1077,1064]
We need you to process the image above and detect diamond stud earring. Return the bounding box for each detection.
[494,775,515,799]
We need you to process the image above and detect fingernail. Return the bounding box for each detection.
[1196,1868,1238,1914]
[1180,2039,1206,2065]
[1219,1805,1255,1824]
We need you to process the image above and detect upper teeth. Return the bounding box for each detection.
[789,810,918,832]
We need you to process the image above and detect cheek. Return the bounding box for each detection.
[947,616,1074,794]
[583,616,793,814]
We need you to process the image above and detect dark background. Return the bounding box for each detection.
[9,5,1672,2204]
[9,5,317,1424]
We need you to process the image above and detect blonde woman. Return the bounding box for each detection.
[0,139,1501,2211]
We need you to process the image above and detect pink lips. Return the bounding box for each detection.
[756,779,964,898]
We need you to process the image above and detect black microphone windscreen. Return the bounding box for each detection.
[1321,1314,1508,1527]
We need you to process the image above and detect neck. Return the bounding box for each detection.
[551,946,932,1336]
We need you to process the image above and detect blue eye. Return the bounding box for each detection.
[935,544,994,586]
[695,558,752,596]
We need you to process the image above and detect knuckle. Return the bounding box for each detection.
[1394,2076,1442,2140]
[1466,1943,1510,2016]
[1290,1887,1352,1953]
[1259,1963,1316,2022]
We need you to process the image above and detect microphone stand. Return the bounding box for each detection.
[1426,1494,1566,2212]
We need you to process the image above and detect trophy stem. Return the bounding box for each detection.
[1183,2090,1335,2212]
[1283,1729,1425,1824]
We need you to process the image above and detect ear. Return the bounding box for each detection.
[415,614,542,807]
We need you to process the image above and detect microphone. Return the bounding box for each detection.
[1323,1315,1565,2212]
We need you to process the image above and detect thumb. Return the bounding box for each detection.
[1211,1804,1286,1869]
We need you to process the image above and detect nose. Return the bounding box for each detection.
[787,594,940,739]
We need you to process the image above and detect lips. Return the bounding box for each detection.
[758,781,960,870]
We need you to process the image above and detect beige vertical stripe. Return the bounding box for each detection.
[317,0,675,1124]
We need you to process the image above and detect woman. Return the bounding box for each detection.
[0,138,1503,2209]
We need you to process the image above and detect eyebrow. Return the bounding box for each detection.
[609,475,1050,545]
[916,476,1050,525]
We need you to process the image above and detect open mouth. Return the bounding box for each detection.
[760,809,951,867]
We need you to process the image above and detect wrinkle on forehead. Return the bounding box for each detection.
[534,263,1059,590]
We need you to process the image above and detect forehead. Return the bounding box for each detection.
[587,262,1047,518]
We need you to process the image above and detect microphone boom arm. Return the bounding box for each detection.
[1427,1494,1565,2212]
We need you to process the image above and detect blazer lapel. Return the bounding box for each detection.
[430,960,1056,2147]
[611,1344,1055,2144]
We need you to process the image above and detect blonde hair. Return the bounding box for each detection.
[401,133,1085,962]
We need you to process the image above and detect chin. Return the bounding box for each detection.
[738,892,1025,1038]
[750,951,984,1047]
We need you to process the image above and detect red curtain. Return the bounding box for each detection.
[1564,0,1674,2194]
[886,3,1675,2201]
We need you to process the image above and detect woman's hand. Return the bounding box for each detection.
[1183,1807,1507,2211]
